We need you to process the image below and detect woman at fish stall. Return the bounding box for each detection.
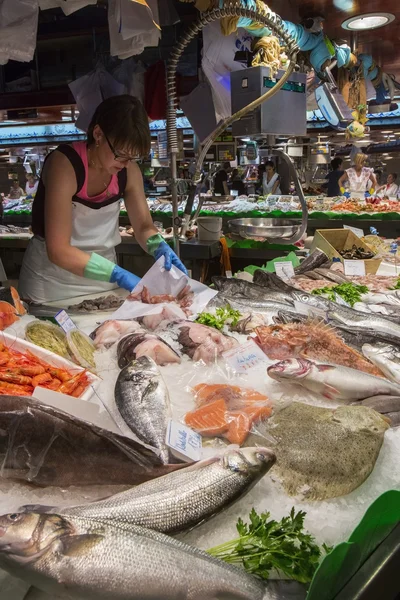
[338,152,377,204]
[19,95,187,304]
[262,161,281,196]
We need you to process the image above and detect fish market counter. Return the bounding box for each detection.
[1,259,400,600]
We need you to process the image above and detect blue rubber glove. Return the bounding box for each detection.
[344,191,351,199]
[154,241,188,274]
[110,265,141,292]
[147,234,188,275]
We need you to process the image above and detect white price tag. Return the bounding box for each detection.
[294,300,327,321]
[223,339,268,373]
[54,310,77,333]
[274,262,295,280]
[166,420,202,462]
[226,270,233,279]
[344,260,366,277]
[343,224,364,238]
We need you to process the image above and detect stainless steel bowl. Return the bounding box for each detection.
[229,218,302,240]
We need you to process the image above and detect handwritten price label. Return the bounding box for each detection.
[55,310,77,333]
[274,261,295,280]
[223,339,268,373]
[166,420,202,462]
[343,259,366,277]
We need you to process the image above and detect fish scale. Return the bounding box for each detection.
[114,356,172,464]
[51,448,276,534]
[0,513,268,600]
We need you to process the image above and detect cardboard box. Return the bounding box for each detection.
[310,229,382,275]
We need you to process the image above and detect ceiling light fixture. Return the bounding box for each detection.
[342,12,395,31]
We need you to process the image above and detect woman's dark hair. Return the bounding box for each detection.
[331,157,343,170]
[87,95,151,157]
[265,160,275,169]
[390,173,398,181]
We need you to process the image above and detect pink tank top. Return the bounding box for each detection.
[71,141,119,202]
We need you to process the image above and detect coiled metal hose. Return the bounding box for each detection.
[166,2,301,250]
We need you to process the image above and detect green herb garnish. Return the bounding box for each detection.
[312,282,368,307]
[390,278,400,290]
[208,508,331,584]
[196,306,241,330]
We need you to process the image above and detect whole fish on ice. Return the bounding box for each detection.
[114,356,172,464]
[0,512,270,600]
[265,402,389,499]
[34,448,276,534]
[267,358,400,401]
[255,321,382,376]
[362,343,400,384]
[0,396,184,488]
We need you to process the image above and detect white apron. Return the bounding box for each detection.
[346,167,373,203]
[263,172,281,196]
[19,200,122,304]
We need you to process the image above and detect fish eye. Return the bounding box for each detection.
[8,513,21,522]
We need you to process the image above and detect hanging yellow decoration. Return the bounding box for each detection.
[252,36,283,75]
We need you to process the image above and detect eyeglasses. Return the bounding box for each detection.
[104,133,137,163]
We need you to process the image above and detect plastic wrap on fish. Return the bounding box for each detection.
[184,384,273,446]
[0,396,184,487]
[117,332,181,368]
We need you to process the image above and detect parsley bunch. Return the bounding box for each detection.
[196,306,241,330]
[312,282,368,307]
[208,508,330,584]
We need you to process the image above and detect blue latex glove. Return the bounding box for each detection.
[344,191,351,199]
[110,265,141,292]
[154,241,188,275]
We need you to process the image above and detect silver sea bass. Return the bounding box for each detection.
[0,512,271,600]
[57,447,276,533]
[114,355,171,464]
[267,357,400,401]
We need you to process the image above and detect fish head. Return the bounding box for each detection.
[267,358,312,380]
[0,512,71,561]
[222,447,276,476]
[291,291,330,310]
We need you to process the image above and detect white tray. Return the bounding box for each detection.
[0,330,100,402]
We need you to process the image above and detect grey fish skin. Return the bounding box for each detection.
[313,268,348,284]
[253,269,296,293]
[0,396,183,488]
[358,395,400,413]
[294,249,329,274]
[0,513,267,600]
[207,294,300,321]
[211,276,293,305]
[385,412,400,427]
[53,447,276,534]
[114,356,171,465]
[362,343,400,383]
